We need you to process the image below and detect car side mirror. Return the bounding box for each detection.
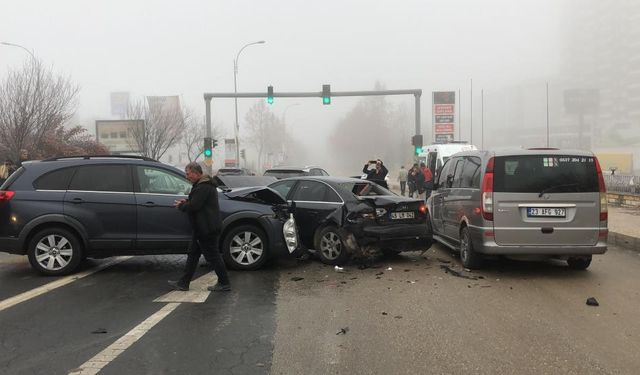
[446,174,454,188]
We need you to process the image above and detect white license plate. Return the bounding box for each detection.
[391,211,415,220]
[527,207,566,217]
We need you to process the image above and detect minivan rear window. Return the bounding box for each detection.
[493,155,598,193]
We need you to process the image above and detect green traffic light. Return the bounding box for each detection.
[267,97,274,105]
[415,146,422,154]
[323,96,331,105]
[204,149,212,157]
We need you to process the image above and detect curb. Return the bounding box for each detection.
[608,232,640,252]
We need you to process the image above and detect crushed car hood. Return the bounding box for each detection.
[224,186,287,205]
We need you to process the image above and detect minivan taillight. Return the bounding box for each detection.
[594,157,607,221]
[0,191,15,201]
[481,157,494,221]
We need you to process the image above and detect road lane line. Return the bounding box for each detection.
[153,271,217,303]
[0,256,132,313]
[68,302,180,375]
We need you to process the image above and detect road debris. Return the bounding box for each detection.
[394,315,403,319]
[382,312,388,315]
[586,297,600,306]
[375,272,384,276]
[386,267,393,271]
[290,277,304,281]
[439,265,478,280]
[336,327,349,335]
[436,258,451,264]
[91,328,107,334]
[334,266,346,273]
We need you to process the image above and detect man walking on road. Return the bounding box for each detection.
[168,162,231,292]
[397,165,408,196]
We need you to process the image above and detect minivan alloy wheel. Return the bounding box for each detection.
[229,231,264,266]
[35,234,74,271]
[320,232,342,260]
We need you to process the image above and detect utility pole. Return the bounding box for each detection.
[470,79,473,144]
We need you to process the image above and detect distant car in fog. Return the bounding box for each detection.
[218,167,254,176]
[263,166,329,179]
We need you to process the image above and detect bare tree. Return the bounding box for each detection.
[244,101,282,170]
[125,97,188,160]
[0,58,79,161]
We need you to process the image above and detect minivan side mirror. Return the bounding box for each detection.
[446,174,454,188]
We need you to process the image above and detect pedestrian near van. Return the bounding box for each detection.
[420,162,434,199]
[397,165,408,196]
[168,162,231,292]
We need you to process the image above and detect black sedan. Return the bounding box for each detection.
[269,177,432,265]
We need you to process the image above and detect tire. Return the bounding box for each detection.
[567,256,592,270]
[459,226,483,269]
[222,225,269,270]
[314,226,350,266]
[27,227,83,276]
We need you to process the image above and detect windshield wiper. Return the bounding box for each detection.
[538,183,580,197]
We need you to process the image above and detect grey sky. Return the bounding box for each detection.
[1,0,563,167]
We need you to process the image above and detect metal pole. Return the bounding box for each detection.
[546,82,550,147]
[458,88,461,141]
[414,92,421,137]
[481,89,484,150]
[470,79,473,144]
[233,59,239,168]
[0,41,36,61]
[205,97,212,175]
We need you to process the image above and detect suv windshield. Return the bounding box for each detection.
[493,155,599,193]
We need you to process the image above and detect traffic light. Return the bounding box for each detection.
[322,84,331,105]
[411,134,423,155]
[203,137,212,158]
[240,149,246,159]
[212,138,218,148]
[267,85,274,105]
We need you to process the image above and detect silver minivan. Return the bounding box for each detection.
[427,148,608,270]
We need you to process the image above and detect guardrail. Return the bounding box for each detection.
[604,174,640,194]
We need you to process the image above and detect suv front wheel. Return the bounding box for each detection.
[27,227,83,276]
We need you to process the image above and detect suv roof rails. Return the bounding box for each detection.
[42,155,158,162]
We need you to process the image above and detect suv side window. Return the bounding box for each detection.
[270,180,297,199]
[291,180,328,202]
[460,157,481,188]
[451,158,465,188]
[137,166,191,195]
[33,167,75,190]
[69,165,132,192]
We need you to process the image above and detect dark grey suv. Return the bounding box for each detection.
[0,156,298,275]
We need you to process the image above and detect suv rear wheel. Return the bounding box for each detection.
[27,227,83,276]
[460,226,483,269]
[567,255,592,270]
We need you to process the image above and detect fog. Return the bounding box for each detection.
[3,0,636,174]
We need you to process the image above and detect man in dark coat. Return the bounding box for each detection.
[168,162,231,292]
[363,159,389,189]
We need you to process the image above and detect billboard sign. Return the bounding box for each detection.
[433,91,456,140]
[95,120,144,153]
[110,92,130,118]
[224,138,237,167]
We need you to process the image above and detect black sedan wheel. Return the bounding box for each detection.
[222,225,269,270]
[27,227,83,276]
[314,226,349,266]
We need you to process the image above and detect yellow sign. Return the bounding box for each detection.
[203,158,213,167]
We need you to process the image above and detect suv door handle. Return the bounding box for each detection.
[70,198,84,204]
[141,202,156,207]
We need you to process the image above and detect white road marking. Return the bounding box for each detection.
[0,256,132,313]
[154,271,218,303]
[68,302,180,375]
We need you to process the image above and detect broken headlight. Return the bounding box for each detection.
[283,213,298,253]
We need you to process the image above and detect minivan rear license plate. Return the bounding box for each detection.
[527,207,566,217]
[391,211,415,220]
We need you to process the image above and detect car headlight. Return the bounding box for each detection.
[283,213,298,254]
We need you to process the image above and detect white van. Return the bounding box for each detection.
[418,142,477,179]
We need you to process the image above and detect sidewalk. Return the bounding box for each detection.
[608,205,640,251]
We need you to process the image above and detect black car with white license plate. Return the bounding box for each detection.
[269,176,432,265]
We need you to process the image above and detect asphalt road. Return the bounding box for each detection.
[1,244,639,375]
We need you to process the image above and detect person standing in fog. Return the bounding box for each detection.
[168,162,231,292]
[363,159,389,189]
[397,165,408,196]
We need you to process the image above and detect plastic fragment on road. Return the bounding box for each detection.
[336,327,349,335]
[586,297,600,306]
[91,328,107,334]
[439,265,478,280]
[387,267,393,271]
[291,277,304,281]
[334,266,345,273]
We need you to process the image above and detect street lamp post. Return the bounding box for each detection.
[234,40,265,168]
[0,41,36,61]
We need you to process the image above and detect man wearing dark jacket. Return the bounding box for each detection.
[168,162,231,292]
[362,159,389,188]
